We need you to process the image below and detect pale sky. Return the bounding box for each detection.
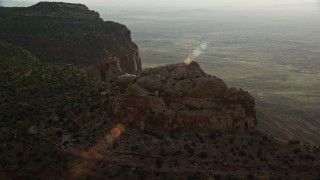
[2,0,319,13]
[4,0,318,7]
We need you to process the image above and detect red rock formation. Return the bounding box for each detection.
[106,61,257,132]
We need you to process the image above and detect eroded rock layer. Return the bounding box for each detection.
[105,61,257,132]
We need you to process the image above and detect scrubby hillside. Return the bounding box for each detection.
[0,42,110,178]
[94,128,320,179]
[0,41,38,62]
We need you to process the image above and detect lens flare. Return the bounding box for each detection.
[116,123,125,133]
[111,127,121,138]
[200,42,207,50]
[110,123,125,139]
[70,164,86,178]
[105,134,113,143]
[70,123,126,178]
[192,49,202,57]
[184,42,208,65]
[184,57,193,65]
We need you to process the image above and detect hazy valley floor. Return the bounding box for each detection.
[104,10,320,144]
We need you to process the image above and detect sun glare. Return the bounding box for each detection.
[184,42,208,65]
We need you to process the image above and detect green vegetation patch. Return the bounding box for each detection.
[0,48,99,145]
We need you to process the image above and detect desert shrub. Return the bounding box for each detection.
[187,147,194,157]
[134,170,145,180]
[259,140,266,146]
[156,160,163,168]
[243,159,249,164]
[288,140,300,145]
[238,150,247,157]
[247,174,254,179]
[293,148,301,154]
[260,157,267,162]
[304,154,316,161]
[213,174,222,180]
[136,170,146,180]
[16,151,23,158]
[172,150,182,156]
[209,131,221,140]
[282,159,290,165]
[229,138,234,144]
[174,159,179,167]
[257,148,262,157]
[198,151,208,159]
[233,159,240,163]
[262,135,271,142]
[112,141,119,149]
[169,128,182,139]
[199,136,205,144]
[131,145,138,152]
[188,174,201,180]
[159,149,167,157]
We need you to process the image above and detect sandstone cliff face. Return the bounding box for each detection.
[0,2,141,76]
[105,61,257,132]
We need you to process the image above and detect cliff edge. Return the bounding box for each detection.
[0,2,141,74]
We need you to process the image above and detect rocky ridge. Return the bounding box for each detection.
[105,61,257,132]
[0,2,141,75]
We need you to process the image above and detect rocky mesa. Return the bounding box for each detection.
[0,2,141,74]
[104,61,257,132]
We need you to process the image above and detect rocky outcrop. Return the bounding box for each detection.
[86,56,122,83]
[106,61,257,132]
[0,2,141,77]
